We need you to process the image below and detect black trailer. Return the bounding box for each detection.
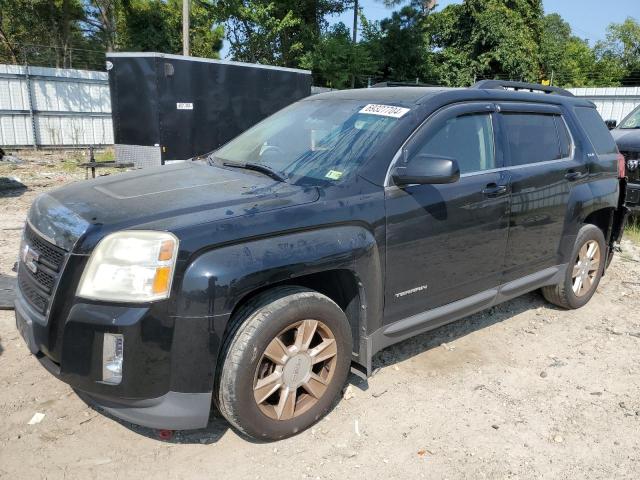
[106,52,312,167]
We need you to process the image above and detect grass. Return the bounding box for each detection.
[625,218,640,245]
[93,148,114,162]
[57,148,115,173]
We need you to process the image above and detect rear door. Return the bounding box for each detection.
[384,103,511,323]
[498,103,586,283]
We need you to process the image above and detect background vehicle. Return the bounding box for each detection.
[15,81,628,440]
[107,52,312,168]
[610,104,640,214]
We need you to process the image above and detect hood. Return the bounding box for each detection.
[28,161,319,252]
[611,128,640,152]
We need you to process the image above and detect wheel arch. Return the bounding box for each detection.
[176,225,383,374]
[223,269,364,362]
[560,178,620,263]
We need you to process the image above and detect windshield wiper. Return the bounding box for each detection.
[222,161,286,182]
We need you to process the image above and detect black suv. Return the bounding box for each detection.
[611,104,640,213]
[15,81,628,440]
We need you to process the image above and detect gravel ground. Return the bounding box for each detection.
[1,155,640,479]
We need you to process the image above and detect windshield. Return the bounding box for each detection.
[620,106,640,129]
[211,99,406,185]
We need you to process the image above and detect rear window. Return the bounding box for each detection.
[502,113,562,166]
[574,107,618,155]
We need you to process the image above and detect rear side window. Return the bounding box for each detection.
[502,113,562,166]
[574,107,618,155]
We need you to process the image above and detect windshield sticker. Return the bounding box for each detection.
[325,170,344,180]
[359,104,410,118]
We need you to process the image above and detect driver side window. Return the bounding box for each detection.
[414,114,495,174]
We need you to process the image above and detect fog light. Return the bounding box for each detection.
[102,333,123,385]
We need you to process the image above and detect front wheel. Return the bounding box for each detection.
[542,224,606,309]
[216,287,352,440]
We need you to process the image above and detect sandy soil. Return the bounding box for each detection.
[1,155,640,479]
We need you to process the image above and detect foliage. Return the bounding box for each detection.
[0,0,89,68]
[300,22,374,88]
[362,5,435,84]
[428,0,544,86]
[221,0,349,68]
[0,0,638,90]
[0,0,224,69]
[117,0,223,57]
[595,18,640,85]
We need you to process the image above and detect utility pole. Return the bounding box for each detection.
[352,0,358,44]
[182,0,190,56]
[351,0,358,88]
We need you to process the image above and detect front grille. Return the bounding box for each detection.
[18,273,48,314]
[17,224,69,316]
[621,151,640,183]
[24,226,65,271]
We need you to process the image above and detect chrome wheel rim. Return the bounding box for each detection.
[253,320,338,421]
[572,240,600,297]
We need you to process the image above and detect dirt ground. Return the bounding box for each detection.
[1,154,640,479]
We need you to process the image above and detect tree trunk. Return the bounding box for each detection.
[0,25,18,63]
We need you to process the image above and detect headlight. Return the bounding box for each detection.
[77,231,179,302]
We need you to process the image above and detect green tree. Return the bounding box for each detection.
[539,13,628,87]
[595,17,640,85]
[115,0,223,58]
[362,4,435,83]
[300,22,374,88]
[428,0,544,86]
[82,0,120,52]
[222,1,350,68]
[0,0,89,68]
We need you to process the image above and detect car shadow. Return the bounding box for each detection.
[352,290,561,391]
[0,177,28,197]
[78,290,559,444]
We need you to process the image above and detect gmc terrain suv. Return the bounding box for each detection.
[15,81,629,440]
[610,104,640,213]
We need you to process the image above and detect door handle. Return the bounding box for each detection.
[565,171,587,181]
[482,183,509,197]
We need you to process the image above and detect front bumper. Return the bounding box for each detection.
[15,292,215,430]
[627,182,640,214]
[76,390,212,430]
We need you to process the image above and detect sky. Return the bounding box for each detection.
[220,0,639,59]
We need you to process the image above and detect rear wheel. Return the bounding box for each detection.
[542,224,606,309]
[217,287,352,440]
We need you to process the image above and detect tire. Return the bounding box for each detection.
[542,224,606,309]
[216,286,352,440]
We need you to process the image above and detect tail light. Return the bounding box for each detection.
[617,153,626,179]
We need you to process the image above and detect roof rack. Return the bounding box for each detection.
[371,81,437,88]
[471,80,574,97]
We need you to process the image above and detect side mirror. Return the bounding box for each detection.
[605,119,617,130]
[392,154,460,186]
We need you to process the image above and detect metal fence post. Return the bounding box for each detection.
[24,63,39,149]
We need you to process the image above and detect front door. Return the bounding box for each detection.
[384,103,511,324]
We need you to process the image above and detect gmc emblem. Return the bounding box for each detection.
[21,244,39,274]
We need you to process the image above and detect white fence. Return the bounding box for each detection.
[569,87,640,124]
[0,64,113,148]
